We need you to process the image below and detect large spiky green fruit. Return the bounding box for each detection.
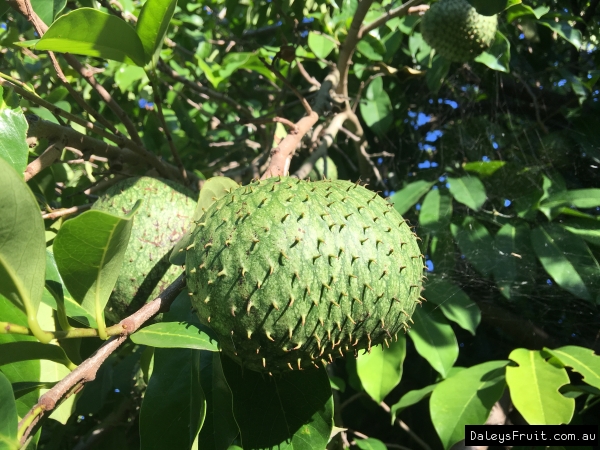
[421,0,498,62]
[186,177,424,373]
[93,177,197,323]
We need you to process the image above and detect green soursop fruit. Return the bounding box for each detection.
[186,177,424,373]
[309,156,338,180]
[421,0,498,62]
[93,177,197,323]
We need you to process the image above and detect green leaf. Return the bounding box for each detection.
[409,306,458,378]
[419,189,452,234]
[561,218,600,247]
[447,176,487,210]
[356,336,406,403]
[0,371,18,450]
[42,250,97,328]
[391,180,435,215]
[307,32,336,59]
[221,355,334,450]
[430,361,508,449]
[466,0,512,16]
[390,384,436,421]
[140,292,206,450]
[426,55,451,94]
[463,161,507,177]
[136,0,177,65]
[540,189,600,211]
[538,19,582,49]
[506,349,574,425]
[544,346,600,391]
[474,31,511,73]
[198,352,239,450]
[140,348,204,449]
[506,4,549,22]
[355,438,387,450]
[31,0,67,26]
[53,201,142,339]
[531,224,599,302]
[0,108,28,175]
[0,342,74,369]
[451,217,496,278]
[359,77,393,136]
[356,34,385,61]
[493,223,536,300]
[11,381,56,399]
[34,8,146,66]
[170,176,239,265]
[131,322,219,351]
[424,278,480,335]
[0,158,46,339]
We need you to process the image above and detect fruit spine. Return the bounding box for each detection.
[186,177,424,373]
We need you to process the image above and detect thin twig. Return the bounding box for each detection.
[359,1,427,39]
[24,141,65,181]
[17,275,186,445]
[296,59,321,87]
[380,402,432,450]
[42,204,92,220]
[259,57,312,115]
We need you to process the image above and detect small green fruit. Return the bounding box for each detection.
[186,177,423,373]
[421,0,498,62]
[92,177,197,323]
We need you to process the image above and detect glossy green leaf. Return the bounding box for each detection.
[419,189,453,234]
[451,216,496,278]
[31,0,67,26]
[34,8,146,66]
[307,32,336,59]
[42,250,97,328]
[430,360,508,449]
[140,292,206,450]
[140,348,204,450]
[136,0,177,65]
[391,180,435,215]
[198,352,239,450]
[359,77,393,136]
[424,278,480,335]
[11,381,56,399]
[531,224,599,301]
[561,218,600,247]
[463,161,507,177]
[0,108,28,176]
[540,189,600,211]
[356,336,406,403]
[53,201,142,338]
[390,384,436,421]
[170,176,239,265]
[426,55,451,94]
[544,346,600,391]
[493,223,536,300]
[506,4,549,22]
[474,31,511,72]
[0,342,74,369]
[447,176,487,210]
[131,322,219,351]
[0,371,18,450]
[538,19,582,49]
[0,158,46,331]
[409,306,458,378]
[430,231,456,276]
[355,438,387,450]
[506,349,574,424]
[221,355,334,450]
[356,34,385,61]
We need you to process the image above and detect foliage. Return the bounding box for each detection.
[0,0,599,449]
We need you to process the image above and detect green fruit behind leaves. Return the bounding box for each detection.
[421,0,498,62]
[92,177,197,323]
[186,177,424,373]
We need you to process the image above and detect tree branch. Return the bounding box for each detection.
[17,274,187,445]
[24,141,65,181]
[359,0,427,39]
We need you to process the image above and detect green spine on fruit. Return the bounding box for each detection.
[421,0,498,62]
[309,156,338,180]
[92,177,197,323]
[186,177,424,373]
